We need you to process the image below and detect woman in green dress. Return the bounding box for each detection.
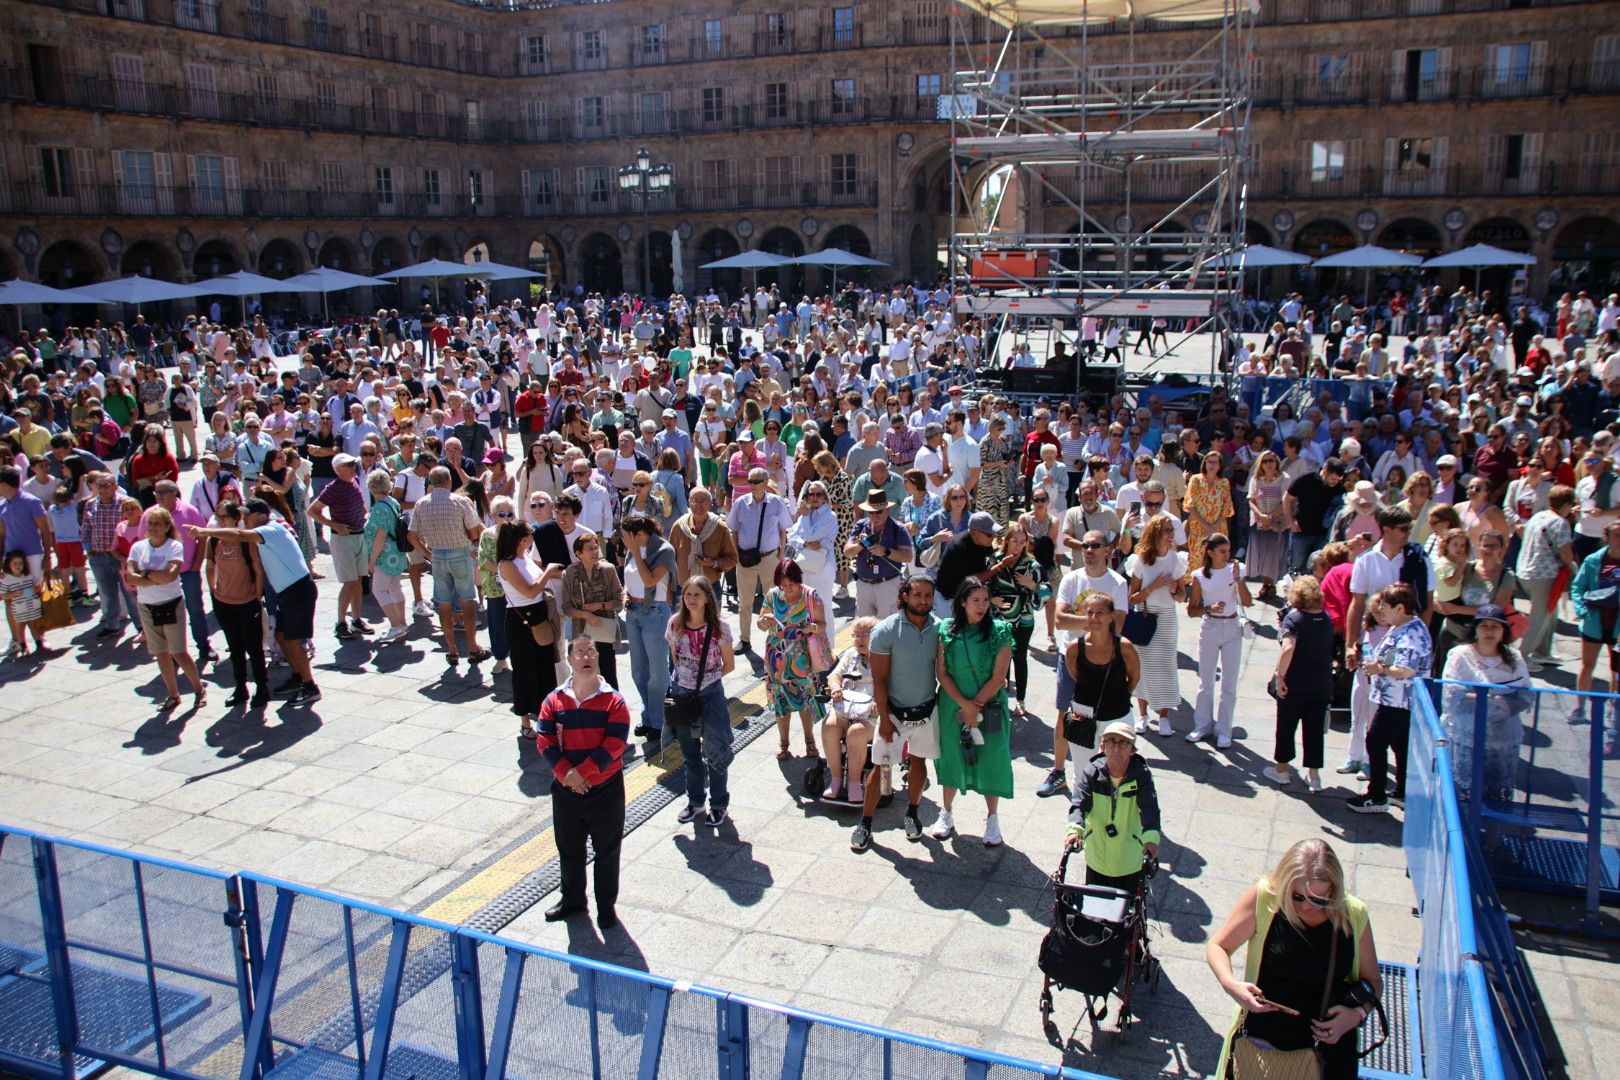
[931,579,1015,846]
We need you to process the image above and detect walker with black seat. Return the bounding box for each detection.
[1038,848,1159,1039]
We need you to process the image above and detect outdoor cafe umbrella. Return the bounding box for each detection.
[1205,244,1313,269]
[62,275,205,314]
[382,258,504,306]
[1312,244,1424,307]
[1421,243,1537,294]
[790,247,888,292]
[0,279,81,306]
[279,267,391,323]
[194,270,303,324]
[700,249,792,291]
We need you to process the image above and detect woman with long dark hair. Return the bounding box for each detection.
[988,521,1049,716]
[496,521,562,738]
[665,575,738,827]
[931,579,1015,845]
[204,501,269,708]
[1126,514,1185,736]
[1188,532,1253,748]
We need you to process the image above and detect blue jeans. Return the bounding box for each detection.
[1290,531,1324,575]
[180,569,209,653]
[487,594,508,661]
[626,600,672,730]
[674,681,732,811]
[89,552,125,627]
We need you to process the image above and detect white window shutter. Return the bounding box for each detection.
[819,154,830,188]
[1436,47,1452,96]
[791,155,801,184]
[1383,137,1397,190]
[521,169,532,200]
[1431,136,1448,192]
[111,149,125,195]
[1345,137,1360,175]
[1521,132,1542,189]
[74,147,95,187]
[185,153,197,193]
[155,152,173,213]
[1484,133,1505,177]
[224,156,241,212]
[1530,40,1547,86]
[1390,50,1406,100]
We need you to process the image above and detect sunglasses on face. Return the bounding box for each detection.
[1291,889,1336,909]
[1145,500,1163,509]
[495,511,515,519]
[1032,496,1049,504]
[1081,541,1104,549]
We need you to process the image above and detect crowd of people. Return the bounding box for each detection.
[0,278,1613,1034]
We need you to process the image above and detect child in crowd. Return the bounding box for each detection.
[1,550,46,656]
[47,488,92,604]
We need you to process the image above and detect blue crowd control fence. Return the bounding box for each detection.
[1432,680,1618,933]
[1410,682,1560,1080]
[0,826,1112,1080]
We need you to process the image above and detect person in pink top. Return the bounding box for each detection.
[726,430,767,503]
[143,480,215,663]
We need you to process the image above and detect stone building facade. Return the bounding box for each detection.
[1,0,1616,309]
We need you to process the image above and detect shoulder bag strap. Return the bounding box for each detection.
[753,496,768,551]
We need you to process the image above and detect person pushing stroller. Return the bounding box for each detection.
[1064,720,1163,891]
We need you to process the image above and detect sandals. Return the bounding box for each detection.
[159,695,181,711]
[193,689,207,709]
[519,718,537,739]
[776,741,792,760]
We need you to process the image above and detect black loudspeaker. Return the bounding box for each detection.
[1006,367,1069,396]
[1084,364,1125,399]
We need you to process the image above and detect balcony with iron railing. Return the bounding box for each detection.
[1252,62,1618,107]
[360,30,399,61]
[0,177,881,221]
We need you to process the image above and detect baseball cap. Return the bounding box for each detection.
[662,408,678,419]
[1100,720,1137,744]
[333,453,359,468]
[968,511,1002,537]
[1515,395,1534,407]
[1436,454,1460,468]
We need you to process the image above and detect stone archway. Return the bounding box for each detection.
[37,239,100,289]
[1553,216,1620,294]
[1464,217,1532,300]
[192,239,240,280]
[695,229,740,298]
[636,231,674,296]
[1379,217,1443,259]
[758,227,804,294]
[121,239,180,280]
[526,235,564,294]
[579,232,623,295]
[317,236,356,271]
[257,239,303,278]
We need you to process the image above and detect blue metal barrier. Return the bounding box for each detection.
[1236,376,1394,422]
[0,826,1109,1080]
[1434,680,1618,932]
[1410,683,1556,1080]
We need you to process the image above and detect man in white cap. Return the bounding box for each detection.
[309,452,374,640]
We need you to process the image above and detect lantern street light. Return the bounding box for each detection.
[618,146,673,296]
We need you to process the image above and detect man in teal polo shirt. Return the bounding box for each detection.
[852,576,941,852]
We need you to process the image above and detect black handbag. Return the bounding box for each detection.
[891,697,937,725]
[664,625,713,729]
[736,497,767,568]
[1121,608,1158,646]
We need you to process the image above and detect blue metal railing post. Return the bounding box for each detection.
[450,934,486,1080]
[130,861,168,1073]
[779,1016,810,1080]
[717,996,749,1080]
[238,888,298,1080]
[1470,685,1489,829]
[360,919,414,1080]
[224,875,268,1080]
[484,948,527,1080]
[1585,697,1605,933]
[31,837,80,1080]
[634,985,671,1080]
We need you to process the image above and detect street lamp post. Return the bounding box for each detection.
[618,146,673,296]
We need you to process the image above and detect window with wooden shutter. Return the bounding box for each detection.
[185,63,219,118]
[1594,36,1620,90]
[525,99,548,140]
[113,54,146,111]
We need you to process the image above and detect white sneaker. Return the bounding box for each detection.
[1185,728,1210,743]
[929,811,956,840]
[492,659,511,674]
[983,813,1004,847]
[379,626,409,644]
[1134,716,1149,735]
[414,601,434,618]
[1261,765,1293,785]
[1216,734,1233,750]
[1157,718,1175,738]
[1305,770,1323,792]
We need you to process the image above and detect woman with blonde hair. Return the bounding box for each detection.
[1245,449,1289,598]
[127,505,207,710]
[1125,514,1186,736]
[1208,838,1381,1080]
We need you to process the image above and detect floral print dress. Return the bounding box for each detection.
[764,586,824,717]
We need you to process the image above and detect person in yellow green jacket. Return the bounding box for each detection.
[1063,720,1161,891]
[1207,838,1382,1080]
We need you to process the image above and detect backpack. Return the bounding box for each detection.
[388,499,411,553]
[1397,541,1431,613]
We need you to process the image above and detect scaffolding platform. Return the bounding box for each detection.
[956,290,1219,318]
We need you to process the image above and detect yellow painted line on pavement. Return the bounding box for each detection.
[419,618,861,925]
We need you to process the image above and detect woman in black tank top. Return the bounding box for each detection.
[1066,593,1141,727]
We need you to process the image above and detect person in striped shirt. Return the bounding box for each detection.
[536,636,631,931]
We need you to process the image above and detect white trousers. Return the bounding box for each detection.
[1194,616,1243,738]
[855,577,902,621]
[1349,669,1372,763]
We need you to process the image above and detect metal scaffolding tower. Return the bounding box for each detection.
[948,0,1255,385]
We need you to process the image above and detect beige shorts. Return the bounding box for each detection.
[138,602,188,656]
[880,707,940,760]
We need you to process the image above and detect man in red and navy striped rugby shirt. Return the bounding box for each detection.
[536,636,631,930]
